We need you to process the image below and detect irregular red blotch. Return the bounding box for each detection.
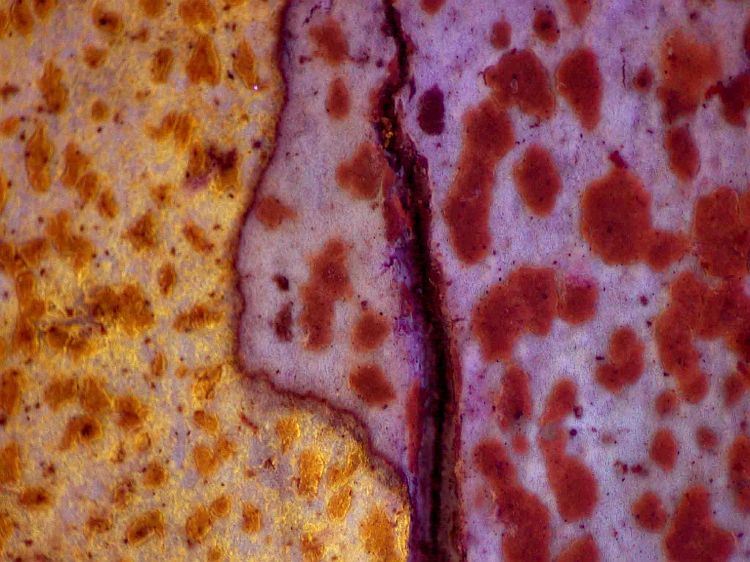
[255,196,296,229]
[335,142,394,200]
[351,310,390,352]
[608,150,628,169]
[420,0,445,14]
[496,366,532,429]
[348,364,395,406]
[744,17,750,58]
[728,434,750,512]
[443,98,514,263]
[580,167,652,264]
[486,49,556,121]
[632,491,667,532]
[558,277,598,325]
[472,266,557,361]
[299,239,352,350]
[655,389,678,417]
[724,372,746,407]
[325,77,350,120]
[557,48,602,130]
[645,229,688,272]
[707,71,750,127]
[540,380,599,521]
[696,426,719,451]
[665,125,699,180]
[474,440,551,562]
[417,85,445,136]
[557,535,600,562]
[694,187,750,278]
[490,20,511,50]
[595,326,644,393]
[633,65,654,92]
[405,382,421,471]
[564,0,591,26]
[512,144,561,216]
[308,17,348,65]
[650,428,678,472]
[533,9,559,44]
[658,30,721,123]
[664,486,735,562]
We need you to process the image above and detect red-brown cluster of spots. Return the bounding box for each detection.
[490,20,511,50]
[442,98,514,263]
[325,77,350,120]
[539,379,599,521]
[532,9,559,44]
[595,326,644,393]
[349,309,395,407]
[299,239,352,350]
[417,85,445,136]
[564,0,591,27]
[633,65,654,93]
[728,434,750,513]
[485,49,556,121]
[654,269,750,404]
[335,142,394,200]
[556,47,602,130]
[557,535,600,562]
[308,17,348,65]
[511,144,561,216]
[649,428,678,472]
[474,439,551,562]
[663,486,734,561]
[472,266,598,361]
[631,491,667,532]
[580,166,687,270]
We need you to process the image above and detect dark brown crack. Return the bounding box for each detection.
[376,2,461,559]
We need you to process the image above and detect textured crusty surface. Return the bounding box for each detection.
[0,1,409,561]
[237,0,431,533]
[396,0,750,560]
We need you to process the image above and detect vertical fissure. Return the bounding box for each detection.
[376,2,459,559]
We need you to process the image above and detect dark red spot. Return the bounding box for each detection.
[658,30,721,123]
[335,142,394,200]
[472,266,557,361]
[707,71,750,127]
[533,9,559,44]
[420,0,445,14]
[512,144,561,216]
[557,535,599,562]
[325,77,350,120]
[348,364,395,406]
[443,98,514,263]
[539,380,599,521]
[485,49,556,121]
[351,310,390,352]
[655,389,678,417]
[474,439,551,562]
[580,167,652,265]
[299,239,351,350]
[664,486,734,562]
[308,17,348,65]
[557,47,602,130]
[496,366,532,429]
[696,426,719,451]
[417,85,445,136]
[490,20,511,50]
[564,0,591,26]
[633,65,654,92]
[595,326,644,393]
[273,274,289,291]
[631,491,667,532]
[273,302,293,342]
[608,150,628,169]
[650,428,678,471]
[665,125,699,180]
[694,187,750,278]
[558,277,598,325]
[729,434,750,513]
